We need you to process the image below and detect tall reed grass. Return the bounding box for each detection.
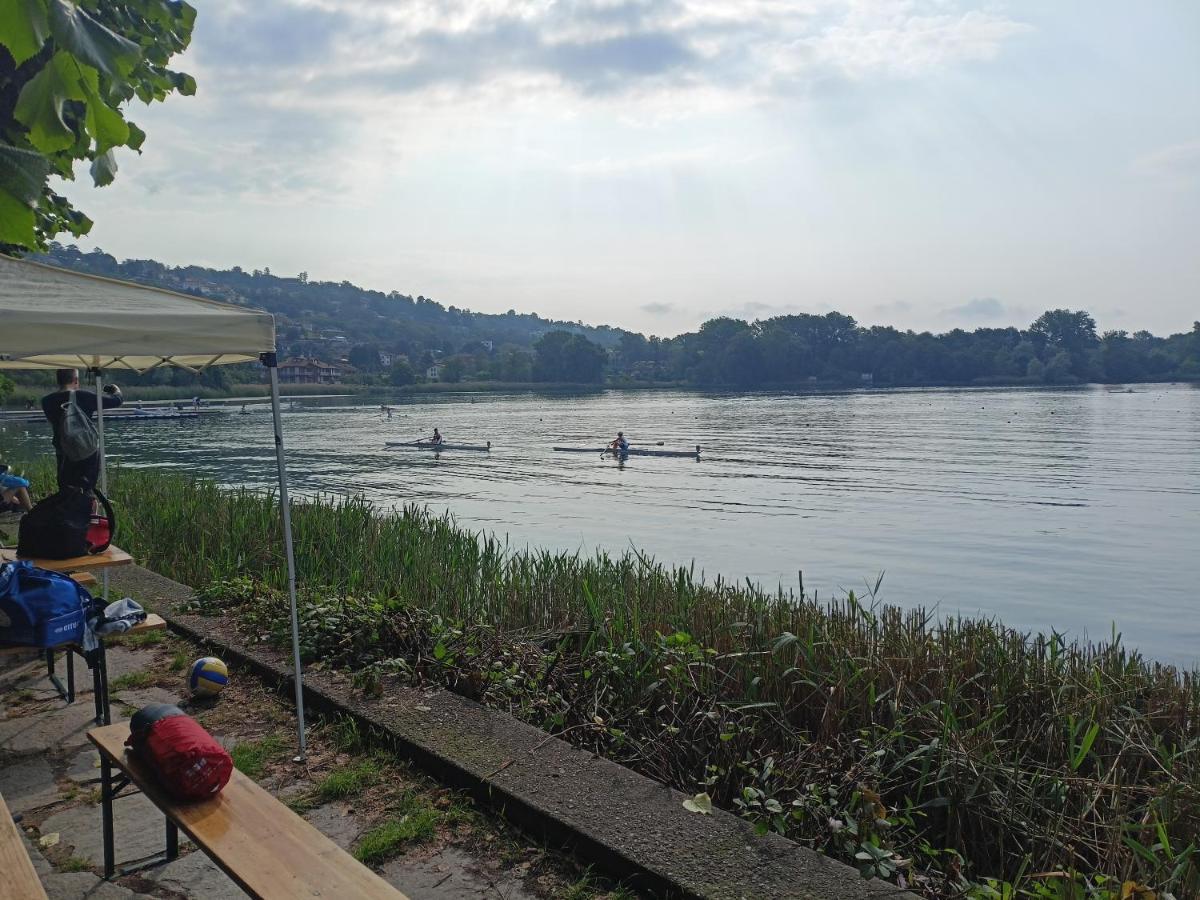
[9,460,1195,896]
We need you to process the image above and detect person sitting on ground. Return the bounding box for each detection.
[0,464,33,516]
[41,368,123,491]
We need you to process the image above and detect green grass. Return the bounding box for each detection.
[312,760,381,803]
[60,857,92,873]
[10,459,1199,898]
[108,670,158,691]
[324,714,367,754]
[110,629,164,647]
[353,794,441,864]
[229,733,288,779]
[167,650,189,672]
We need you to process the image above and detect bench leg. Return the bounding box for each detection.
[45,649,69,701]
[166,819,179,861]
[92,652,104,725]
[66,648,75,702]
[94,643,111,726]
[101,757,115,879]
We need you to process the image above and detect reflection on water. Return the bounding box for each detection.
[2,384,1198,665]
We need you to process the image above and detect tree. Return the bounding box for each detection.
[497,348,532,381]
[441,356,466,383]
[388,359,415,386]
[0,0,197,251]
[533,331,606,383]
[1029,310,1098,354]
[347,344,382,372]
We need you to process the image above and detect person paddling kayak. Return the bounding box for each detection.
[609,432,629,453]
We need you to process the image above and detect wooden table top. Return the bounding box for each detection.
[88,724,408,900]
[0,791,49,899]
[0,544,132,572]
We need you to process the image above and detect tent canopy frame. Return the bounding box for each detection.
[0,256,307,759]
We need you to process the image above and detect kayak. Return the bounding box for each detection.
[385,441,491,452]
[552,446,701,458]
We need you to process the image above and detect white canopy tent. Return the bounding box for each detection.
[0,255,308,756]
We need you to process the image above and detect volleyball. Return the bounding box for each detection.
[188,657,228,697]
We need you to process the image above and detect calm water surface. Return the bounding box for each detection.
[3,385,1197,665]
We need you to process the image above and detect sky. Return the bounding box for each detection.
[58,0,1200,337]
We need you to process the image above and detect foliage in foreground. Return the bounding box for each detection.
[92,466,1200,896]
[0,0,196,251]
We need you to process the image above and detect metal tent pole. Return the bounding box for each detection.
[92,369,109,601]
[92,367,111,726]
[262,352,307,759]
[92,368,106,495]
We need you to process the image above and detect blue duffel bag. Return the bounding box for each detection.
[0,560,94,648]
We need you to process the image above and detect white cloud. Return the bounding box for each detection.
[1131,140,1200,187]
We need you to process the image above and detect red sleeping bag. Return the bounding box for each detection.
[126,704,233,800]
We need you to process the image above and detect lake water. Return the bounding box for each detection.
[3,384,1197,666]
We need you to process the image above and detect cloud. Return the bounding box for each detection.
[941,297,1031,327]
[201,1,1031,107]
[1132,140,1200,187]
[640,301,678,315]
[109,1,1032,203]
[871,300,913,318]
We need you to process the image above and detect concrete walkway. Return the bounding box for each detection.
[1,628,607,899]
[1,643,245,899]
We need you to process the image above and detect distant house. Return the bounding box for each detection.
[861,373,874,384]
[480,340,494,352]
[378,351,394,368]
[277,357,346,385]
[426,364,443,381]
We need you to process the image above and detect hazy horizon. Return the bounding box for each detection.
[56,1,1199,338]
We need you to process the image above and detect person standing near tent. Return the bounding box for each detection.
[41,368,123,491]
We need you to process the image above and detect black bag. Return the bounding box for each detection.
[17,488,115,560]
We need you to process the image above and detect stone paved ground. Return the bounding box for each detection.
[1,625,637,899]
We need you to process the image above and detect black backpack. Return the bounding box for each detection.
[17,488,114,560]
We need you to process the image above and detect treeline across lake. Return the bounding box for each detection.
[614,310,1200,389]
[15,244,1200,394]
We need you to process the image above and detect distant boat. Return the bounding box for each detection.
[13,410,200,423]
[385,441,491,452]
[553,445,701,459]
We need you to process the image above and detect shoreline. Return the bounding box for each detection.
[6,375,1196,409]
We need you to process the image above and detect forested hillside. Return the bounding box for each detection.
[10,244,1200,395]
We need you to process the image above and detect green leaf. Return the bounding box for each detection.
[125,120,145,151]
[173,70,196,96]
[1070,721,1100,771]
[48,0,140,79]
[13,50,88,153]
[0,143,53,204]
[0,189,38,247]
[89,148,117,186]
[78,67,129,151]
[0,0,51,65]
[682,792,712,815]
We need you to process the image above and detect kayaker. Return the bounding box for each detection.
[610,432,629,453]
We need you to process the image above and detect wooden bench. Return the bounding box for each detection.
[0,607,165,725]
[88,723,407,899]
[0,545,134,571]
[0,791,49,900]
